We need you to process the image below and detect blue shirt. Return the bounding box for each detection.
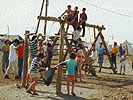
[29,57,39,73]
[97,47,104,56]
[64,59,77,75]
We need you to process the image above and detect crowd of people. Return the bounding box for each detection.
[59,5,87,37]
[0,5,129,96]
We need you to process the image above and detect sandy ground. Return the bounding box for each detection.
[0,51,133,100]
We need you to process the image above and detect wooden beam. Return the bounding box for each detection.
[93,27,96,40]
[56,21,65,94]
[38,16,105,30]
[21,30,29,87]
[35,0,45,34]
[99,32,117,74]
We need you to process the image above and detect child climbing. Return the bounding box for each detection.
[119,51,126,75]
[55,52,77,96]
[75,44,83,82]
[26,53,46,95]
[90,43,96,61]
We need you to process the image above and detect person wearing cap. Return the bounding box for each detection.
[97,42,105,72]
[16,40,24,78]
[59,5,73,33]
[27,33,43,67]
[79,8,87,37]
[75,44,83,82]
[75,38,84,52]
[1,39,10,73]
[73,6,79,30]
[110,42,118,69]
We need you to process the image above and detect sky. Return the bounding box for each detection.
[0,0,133,43]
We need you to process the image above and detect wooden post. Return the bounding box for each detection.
[56,26,65,94]
[44,0,48,35]
[36,0,45,34]
[99,32,117,74]
[21,30,29,87]
[93,27,96,40]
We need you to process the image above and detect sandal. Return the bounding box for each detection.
[26,90,32,94]
[32,93,38,95]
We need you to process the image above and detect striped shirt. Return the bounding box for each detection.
[29,57,39,73]
[28,39,38,58]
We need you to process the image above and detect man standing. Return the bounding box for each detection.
[79,8,87,37]
[1,39,10,73]
[110,42,118,69]
[16,41,24,78]
[97,43,105,72]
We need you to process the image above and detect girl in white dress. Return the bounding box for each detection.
[120,51,126,75]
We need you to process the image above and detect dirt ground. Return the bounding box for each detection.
[0,51,133,100]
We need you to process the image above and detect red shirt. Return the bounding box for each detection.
[16,45,24,59]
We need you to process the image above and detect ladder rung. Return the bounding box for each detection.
[93,65,111,69]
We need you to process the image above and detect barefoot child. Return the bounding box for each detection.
[26,53,46,95]
[119,51,126,75]
[75,44,83,82]
[55,52,77,96]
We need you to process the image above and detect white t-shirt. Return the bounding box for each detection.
[43,45,47,57]
[73,30,80,41]
[9,44,17,62]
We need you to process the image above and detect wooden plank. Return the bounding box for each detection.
[21,30,29,87]
[93,65,111,69]
[99,32,117,74]
[93,27,96,40]
[38,16,105,30]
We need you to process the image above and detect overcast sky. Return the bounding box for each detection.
[0,0,133,43]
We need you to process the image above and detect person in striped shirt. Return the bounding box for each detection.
[27,33,43,67]
[26,53,46,95]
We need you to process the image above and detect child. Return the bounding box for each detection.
[55,52,77,96]
[38,41,44,53]
[75,44,83,82]
[1,39,10,73]
[73,6,79,30]
[26,53,46,95]
[43,40,48,58]
[73,27,82,46]
[44,43,53,68]
[90,43,96,61]
[79,8,87,37]
[75,38,84,52]
[16,41,24,78]
[5,39,19,79]
[59,5,73,33]
[119,51,126,75]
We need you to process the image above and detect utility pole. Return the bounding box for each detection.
[44,0,48,35]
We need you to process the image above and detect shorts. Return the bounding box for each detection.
[98,56,104,63]
[66,75,75,79]
[67,15,73,21]
[29,72,36,78]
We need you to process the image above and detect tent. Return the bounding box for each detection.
[122,40,133,56]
